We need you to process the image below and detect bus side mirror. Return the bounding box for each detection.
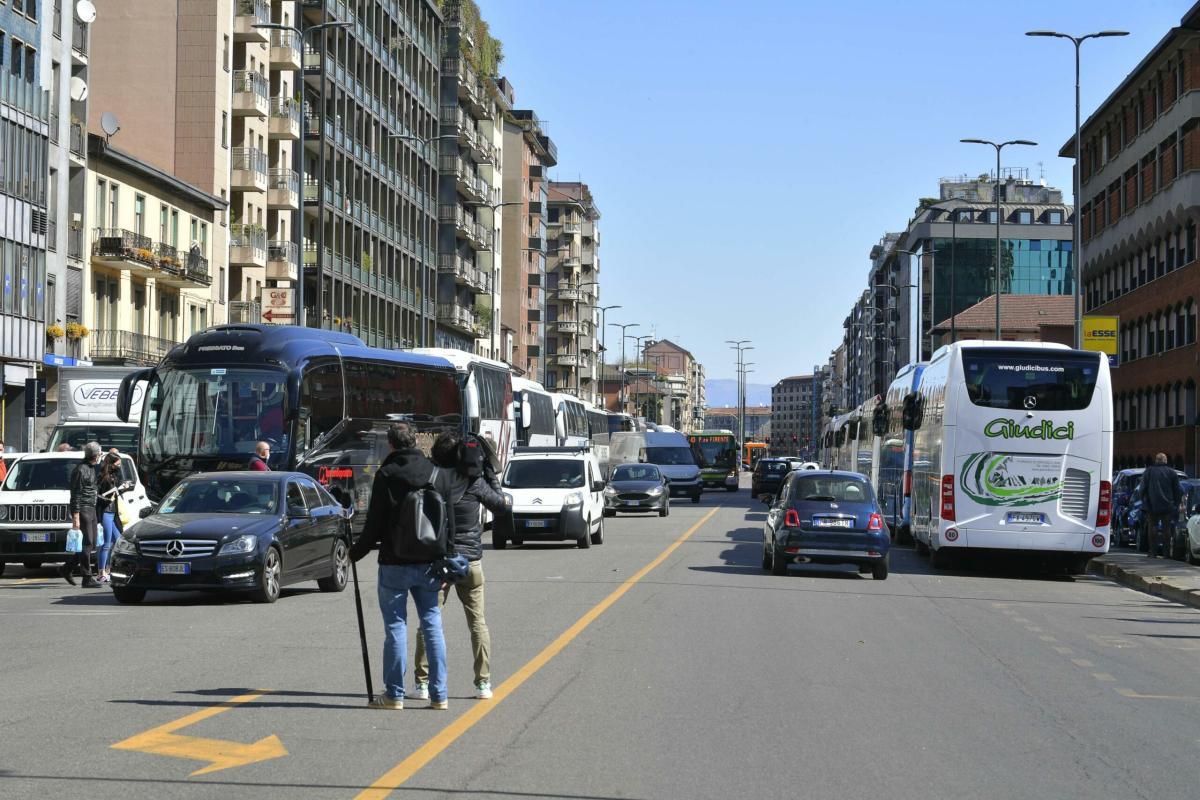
[464,374,480,421]
[902,393,922,431]
[872,406,888,437]
[520,400,532,429]
[116,368,154,423]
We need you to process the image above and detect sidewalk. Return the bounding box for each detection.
[1089,551,1200,609]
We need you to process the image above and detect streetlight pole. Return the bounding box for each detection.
[595,304,620,407]
[961,137,1038,339]
[1026,29,1129,348]
[610,321,639,413]
[896,248,933,361]
[628,333,652,420]
[254,20,350,328]
[727,339,752,451]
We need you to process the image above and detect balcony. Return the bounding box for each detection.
[266,240,298,281]
[69,121,85,160]
[556,353,592,369]
[268,168,299,210]
[438,253,490,293]
[270,29,302,70]
[92,229,156,272]
[563,220,582,235]
[232,70,269,117]
[71,18,88,62]
[438,303,484,337]
[234,0,270,42]
[528,200,543,215]
[231,147,268,193]
[229,223,267,267]
[439,155,489,204]
[581,246,596,267]
[529,164,545,180]
[440,105,465,135]
[229,301,263,324]
[89,330,176,366]
[269,97,300,139]
[553,319,594,335]
[67,227,83,261]
[554,284,583,302]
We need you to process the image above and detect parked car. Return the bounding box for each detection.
[1127,469,1188,554]
[603,463,669,517]
[0,451,151,577]
[1182,482,1200,564]
[751,458,793,499]
[762,470,890,579]
[108,471,352,604]
[494,446,606,549]
[1110,468,1144,547]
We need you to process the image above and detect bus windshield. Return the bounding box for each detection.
[142,367,288,467]
[961,350,1100,411]
[690,436,736,469]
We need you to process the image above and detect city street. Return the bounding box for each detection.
[2,482,1199,800]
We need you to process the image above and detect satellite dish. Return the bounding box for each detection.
[75,0,97,24]
[69,76,88,102]
[101,112,120,137]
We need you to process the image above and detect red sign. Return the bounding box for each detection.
[317,466,354,485]
[262,308,295,323]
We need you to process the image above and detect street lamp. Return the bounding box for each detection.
[595,304,621,405]
[727,339,753,448]
[254,20,351,327]
[1026,29,1129,349]
[609,321,639,412]
[628,333,653,418]
[961,137,1038,339]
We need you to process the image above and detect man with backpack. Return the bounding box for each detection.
[350,423,456,710]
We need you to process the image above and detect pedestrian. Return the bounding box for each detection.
[63,442,102,588]
[95,452,130,583]
[1141,453,1183,558]
[413,432,512,702]
[249,442,271,471]
[350,423,456,711]
[0,438,7,484]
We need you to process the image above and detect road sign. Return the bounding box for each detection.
[262,288,295,325]
[111,690,286,776]
[1082,315,1119,368]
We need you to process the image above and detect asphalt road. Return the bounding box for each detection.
[2,483,1199,800]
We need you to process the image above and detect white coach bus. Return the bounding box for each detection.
[411,349,516,468]
[907,341,1113,572]
[512,377,558,448]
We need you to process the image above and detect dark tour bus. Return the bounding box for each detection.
[116,325,463,525]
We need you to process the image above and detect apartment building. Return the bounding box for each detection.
[545,181,600,399]
[644,339,705,432]
[1071,3,1200,472]
[436,2,502,355]
[0,0,52,449]
[770,375,816,457]
[704,406,770,441]
[84,135,224,364]
[500,97,555,378]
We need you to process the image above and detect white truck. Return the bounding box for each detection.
[494,446,607,550]
[45,367,146,454]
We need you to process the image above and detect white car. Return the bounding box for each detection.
[0,452,151,576]
[493,446,607,550]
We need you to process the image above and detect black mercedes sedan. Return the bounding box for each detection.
[109,472,352,604]
[603,463,670,517]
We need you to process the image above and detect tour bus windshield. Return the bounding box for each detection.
[142,367,288,467]
[961,350,1100,412]
[690,436,736,469]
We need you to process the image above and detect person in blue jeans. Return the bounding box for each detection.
[95,452,126,583]
[351,423,456,710]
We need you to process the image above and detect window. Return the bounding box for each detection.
[170,210,179,247]
[46,274,55,327]
[23,45,34,83]
[190,218,197,249]
[286,481,307,512]
[1017,210,1032,225]
[218,267,226,303]
[200,222,208,257]
[221,112,228,148]
[134,194,145,235]
[108,183,118,229]
[297,361,344,453]
[222,35,230,72]
[11,39,22,77]
[159,206,168,243]
[1047,210,1063,225]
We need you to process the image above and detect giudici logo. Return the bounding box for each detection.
[984,418,1075,441]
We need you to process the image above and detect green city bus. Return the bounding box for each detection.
[688,430,740,492]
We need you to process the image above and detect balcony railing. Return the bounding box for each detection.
[229,301,262,324]
[231,147,268,175]
[269,29,302,66]
[67,227,83,260]
[92,229,155,264]
[155,242,183,275]
[231,223,267,250]
[89,330,176,365]
[69,121,85,156]
[72,18,88,57]
[438,303,483,336]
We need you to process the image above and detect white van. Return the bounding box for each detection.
[908,341,1113,572]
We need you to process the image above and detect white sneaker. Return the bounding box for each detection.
[367,695,403,710]
[411,682,430,701]
[475,681,493,700]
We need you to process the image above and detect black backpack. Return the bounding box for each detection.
[392,468,456,561]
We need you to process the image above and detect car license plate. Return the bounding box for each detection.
[623,500,639,506]
[523,520,549,528]
[157,562,191,575]
[1007,512,1046,525]
[816,518,853,529]
[21,532,51,543]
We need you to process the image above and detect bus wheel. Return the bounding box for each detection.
[929,547,953,570]
[1065,556,1090,576]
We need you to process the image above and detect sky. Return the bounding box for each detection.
[482,0,1189,384]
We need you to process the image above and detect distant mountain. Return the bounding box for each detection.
[705,379,771,408]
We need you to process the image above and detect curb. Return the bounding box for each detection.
[1088,558,1200,610]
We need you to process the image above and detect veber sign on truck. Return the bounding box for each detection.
[46,366,147,453]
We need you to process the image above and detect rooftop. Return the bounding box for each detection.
[930,294,1075,334]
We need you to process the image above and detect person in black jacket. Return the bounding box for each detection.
[413,432,512,701]
[63,442,102,587]
[350,423,456,710]
[1141,453,1183,558]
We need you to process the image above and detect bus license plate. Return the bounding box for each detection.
[1007,512,1045,525]
[523,520,549,529]
[21,532,51,543]
[816,518,853,529]
[157,563,191,575]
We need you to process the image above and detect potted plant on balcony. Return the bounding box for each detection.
[65,322,90,340]
[361,252,372,271]
[134,247,154,264]
[46,324,65,341]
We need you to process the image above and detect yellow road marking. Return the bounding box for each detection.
[1092,672,1116,682]
[1053,646,1074,656]
[355,506,722,800]
[3,578,55,586]
[1116,688,1200,702]
[1038,635,1058,643]
[112,690,286,776]
[1071,658,1095,668]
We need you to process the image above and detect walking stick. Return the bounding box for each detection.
[350,559,374,702]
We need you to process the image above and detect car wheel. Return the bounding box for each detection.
[659,500,669,517]
[691,492,701,505]
[22,560,42,571]
[770,546,788,576]
[858,564,871,574]
[929,546,953,570]
[761,542,772,571]
[112,586,146,604]
[591,516,604,545]
[317,538,350,593]
[577,520,592,549]
[0,562,6,578]
[493,530,507,550]
[512,538,524,546]
[603,509,615,518]
[726,485,738,492]
[872,559,889,580]
[253,547,282,603]
[1188,546,1199,566]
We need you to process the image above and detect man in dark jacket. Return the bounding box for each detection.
[413,432,512,701]
[1142,453,1183,558]
[350,423,455,710]
[63,442,102,587]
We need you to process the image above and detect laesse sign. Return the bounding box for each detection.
[984,418,1075,441]
[1082,315,1119,366]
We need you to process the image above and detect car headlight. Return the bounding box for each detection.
[503,492,515,505]
[603,486,617,496]
[218,535,257,556]
[563,492,584,507]
[647,486,664,496]
[113,536,137,555]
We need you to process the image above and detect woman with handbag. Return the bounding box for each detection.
[95,452,131,583]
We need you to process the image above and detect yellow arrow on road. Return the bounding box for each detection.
[112,690,287,776]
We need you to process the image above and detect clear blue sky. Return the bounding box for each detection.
[483,0,1187,385]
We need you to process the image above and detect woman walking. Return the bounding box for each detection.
[95,452,128,583]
